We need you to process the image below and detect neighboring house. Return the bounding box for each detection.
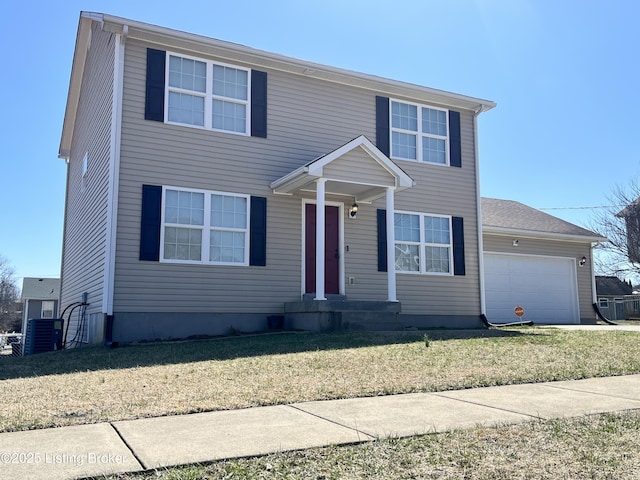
[595,276,638,321]
[21,278,60,334]
[616,198,640,263]
[58,12,497,344]
[481,198,607,324]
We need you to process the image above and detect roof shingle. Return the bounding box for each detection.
[481,197,604,240]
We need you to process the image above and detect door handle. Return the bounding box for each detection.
[334,250,340,259]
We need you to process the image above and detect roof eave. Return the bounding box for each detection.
[483,226,608,244]
[59,14,94,159]
[98,13,496,113]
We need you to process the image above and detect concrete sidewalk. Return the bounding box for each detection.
[1,374,639,480]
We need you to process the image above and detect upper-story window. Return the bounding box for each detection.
[390,100,449,165]
[166,53,250,135]
[161,186,250,265]
[394,212,453,275]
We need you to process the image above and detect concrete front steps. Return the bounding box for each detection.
[283,296,402,332]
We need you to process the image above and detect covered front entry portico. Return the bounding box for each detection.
[270,136,414,330]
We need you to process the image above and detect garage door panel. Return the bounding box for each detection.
[484,254,579,324]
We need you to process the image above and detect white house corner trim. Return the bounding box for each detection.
[102,32,125,315]
[474,110,486,316]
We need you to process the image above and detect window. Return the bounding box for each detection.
[41,301,54,318]
[166,53,250,134]
[598,298,609,308]
[391,100,449,164]
[394,212,452,274]
[161,187,249,265]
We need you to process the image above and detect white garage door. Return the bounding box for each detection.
[484,253,579,324]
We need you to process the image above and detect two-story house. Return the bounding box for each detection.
[58,12,497,344]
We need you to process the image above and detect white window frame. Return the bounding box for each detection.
[41,301,55,318]
[598,298,609,308]
[394,211,453,276]
[164,52,251,136]
[390,99,449,165]
[160,186,250,266]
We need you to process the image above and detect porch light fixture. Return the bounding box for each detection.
[579,256,587,267]
[349,203,359,218]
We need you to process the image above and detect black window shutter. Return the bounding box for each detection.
[376,96,390,157]
[377,209,388,272]
[249,196,267,266]
[452,216,465,275]
[145,49,166,122]
[251,70,268,138]
[449,110,462,168]
[140,185,162,261]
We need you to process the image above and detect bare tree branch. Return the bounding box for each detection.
[0,255,21,332]
[589,177,640,281]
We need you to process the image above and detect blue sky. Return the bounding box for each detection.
[2,0,639,286]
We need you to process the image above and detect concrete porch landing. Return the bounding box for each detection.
[283,297,402,332]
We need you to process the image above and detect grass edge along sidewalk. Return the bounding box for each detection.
[0,327,639,435]
[106,409,640,480]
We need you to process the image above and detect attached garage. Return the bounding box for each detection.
[481,198,607,325]
[484,253,579,324]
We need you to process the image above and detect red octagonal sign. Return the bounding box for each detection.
[514,306,525,317]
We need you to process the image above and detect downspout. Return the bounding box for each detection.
[102,25,127,322]
[590,242,600,322]
[474,105,487,317]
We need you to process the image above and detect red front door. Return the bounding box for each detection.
[305,204,340,295]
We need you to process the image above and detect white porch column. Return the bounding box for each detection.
[315,179,327,300]
[386,187,397,302]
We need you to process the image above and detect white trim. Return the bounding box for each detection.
[94,13,496,111]
[270,135,414,199]
[386,187,397,302]
[164,51,251,136]
[159,186,251,266]
[41,300,55,318]
[102,31,126,316]
[590,244,598,309]
[394,210,454,276]
[474,109,486,315]
[389,99,450,165]
[315,180,326,300]
[301,198,345,298]
[483,226,607,244]
[484,250,581,262]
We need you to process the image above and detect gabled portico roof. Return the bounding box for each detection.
[270,135,414,203]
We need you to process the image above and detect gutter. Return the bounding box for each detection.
[483,226,608,244]
[89,12,497,112]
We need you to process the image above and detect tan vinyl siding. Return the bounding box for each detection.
[483,234,595,322]
[112,38,481,317]
[373,109,480,316]
[60,23,115,329]
[323,149,396,187]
